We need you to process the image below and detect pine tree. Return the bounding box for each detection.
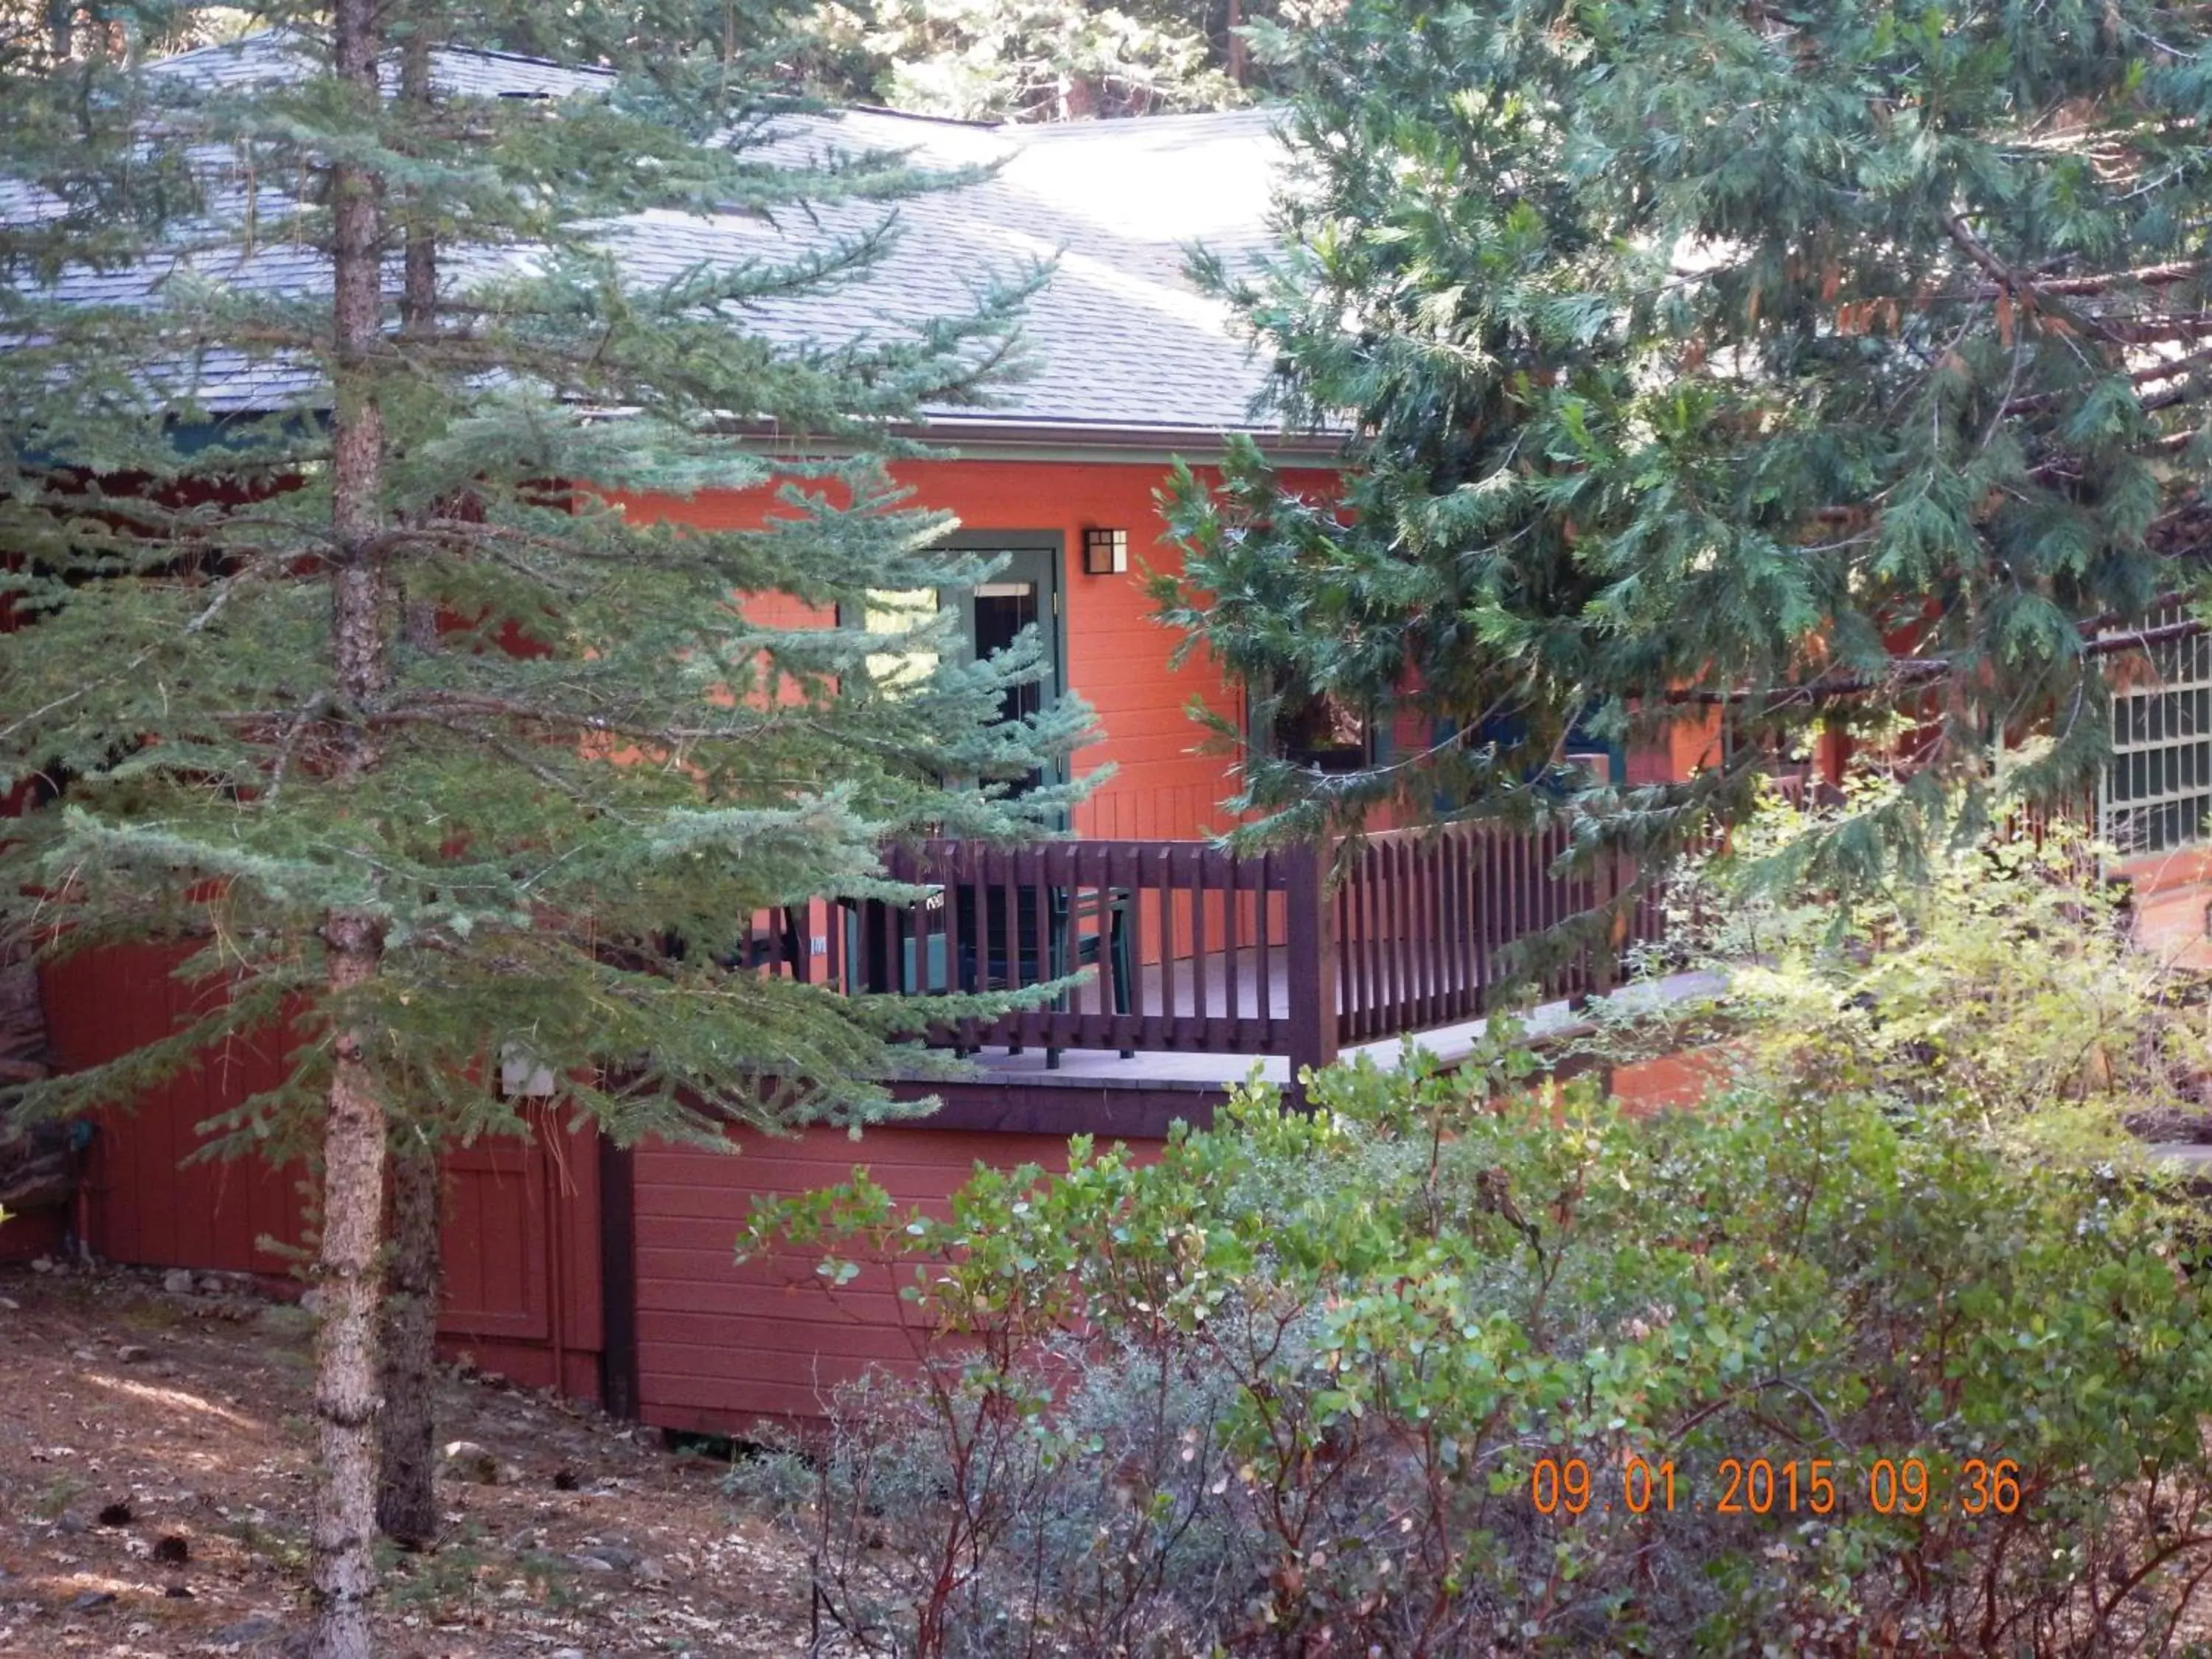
[1158,0,2212,896]
[801,0,1303,120]
[0,7,1088,1652]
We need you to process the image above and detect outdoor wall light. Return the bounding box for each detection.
[1083,526,1129,575]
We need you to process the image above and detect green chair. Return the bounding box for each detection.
[953,883,1134,1067]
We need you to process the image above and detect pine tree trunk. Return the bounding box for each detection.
[310,914,388,1659]
[373,21,444,1558]
[308,0,391,1651]
[375,1129,442,1548]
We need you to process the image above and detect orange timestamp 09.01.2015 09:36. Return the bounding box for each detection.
[1527,1453,2024,1520]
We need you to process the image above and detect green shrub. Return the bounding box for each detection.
[738,1033,2212,1657]
[1630,782,2211,1159]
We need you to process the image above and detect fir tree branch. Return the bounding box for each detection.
[1946,212,2126,347]
[0,649,156,741]
[264,692,333,806]
[1956,259,2208,300]
[1669,615,2208,709]
[366,689,820,747]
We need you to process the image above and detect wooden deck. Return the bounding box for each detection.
[925,968,1728,1091]
[758,819,1661,1082]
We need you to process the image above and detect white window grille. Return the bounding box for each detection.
[2101,602,2212,855]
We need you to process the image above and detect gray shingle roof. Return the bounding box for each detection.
[23,32,1301,441]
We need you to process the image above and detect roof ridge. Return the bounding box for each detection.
[146,27,296,63]
[433,41,613,77]
[154,28,608,78]
[157,35,1273,139]
[839,102,1001,131]
[1005,105,1281,141]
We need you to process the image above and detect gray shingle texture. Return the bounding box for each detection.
[19,32,1294,437]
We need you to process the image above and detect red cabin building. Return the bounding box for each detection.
[13,44,1714,1430]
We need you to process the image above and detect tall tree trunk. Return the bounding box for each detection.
[1225,0,1246,88]
[310,0,390,1650]
[375,23,444,1555]
[1055,72,1095,121]
[311,913,388,1659]
[375,1127,441,1547]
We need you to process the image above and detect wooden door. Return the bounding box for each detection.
[438,1136,551,1343]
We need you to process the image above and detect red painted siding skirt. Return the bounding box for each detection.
[628,1125,1143,1435]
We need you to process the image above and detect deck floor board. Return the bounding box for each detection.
[898,966,1730,1091]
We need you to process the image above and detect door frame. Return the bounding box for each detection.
[936,532,1070,793]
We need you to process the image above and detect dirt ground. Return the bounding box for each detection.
[0,1259,815,1658]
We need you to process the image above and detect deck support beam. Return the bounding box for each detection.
[1284,841,1339,1105]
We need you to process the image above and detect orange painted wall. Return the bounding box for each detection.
[1630,705,1725,789]
[623,456,1343,844]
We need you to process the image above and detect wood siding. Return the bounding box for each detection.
[45,945,310,1274]
[630,1124,1119,1433]
[40,944,603,1397]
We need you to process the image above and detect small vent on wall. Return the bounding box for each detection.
[499,1043,557,1099]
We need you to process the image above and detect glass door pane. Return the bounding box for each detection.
[946,547,1061,799]
[971,579,1042,728]
[859,588,939,690]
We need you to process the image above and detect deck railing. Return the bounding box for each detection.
[747,820,1654,1070]
[873,838,1318,1062]
[1339,820,1606,1045]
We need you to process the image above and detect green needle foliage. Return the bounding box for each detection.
[1157,0,2212,892]
[1,3,1091,1151]
[1,9,1093,1643]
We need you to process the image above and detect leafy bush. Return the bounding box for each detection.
[1624,784,2212,1158]
[737,1021,2212,1658]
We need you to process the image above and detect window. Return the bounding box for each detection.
[856,588,940,692]
[841,538,1066,802]
[1271,687,1373,773]
[2101,602,2212,854]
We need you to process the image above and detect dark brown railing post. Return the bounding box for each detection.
[1284,841,1339,1104]
[1590,844,1621,998]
